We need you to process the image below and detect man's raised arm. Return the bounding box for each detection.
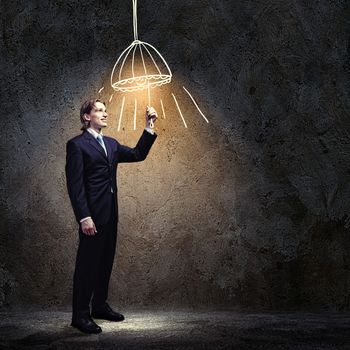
[117,106,158,163]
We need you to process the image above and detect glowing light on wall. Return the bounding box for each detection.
[99,0,209,131]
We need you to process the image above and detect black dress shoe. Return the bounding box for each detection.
[92,303,125,322]
[71,317,102,334]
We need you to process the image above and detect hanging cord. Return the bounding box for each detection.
[133,0,152,128]
[133,0,138,41]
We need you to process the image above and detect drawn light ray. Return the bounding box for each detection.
[182,86,209,123]
[118,96,125,132]
[98,0,209,132]
[160,99,166,119]
[172,93,187,128]
[133,98,137,130]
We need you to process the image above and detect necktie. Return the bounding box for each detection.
[96,134,107,156]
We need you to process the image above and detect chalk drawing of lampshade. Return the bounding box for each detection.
[110,39,172,93]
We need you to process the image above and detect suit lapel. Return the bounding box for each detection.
[83,131,108,161]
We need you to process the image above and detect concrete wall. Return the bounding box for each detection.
[1,0,350,310]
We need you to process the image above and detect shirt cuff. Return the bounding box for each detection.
[80,216,91,223]
[144,127,155,135]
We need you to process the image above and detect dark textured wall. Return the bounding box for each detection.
[1,0,350,311]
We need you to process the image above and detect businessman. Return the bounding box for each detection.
[65,99,157,334]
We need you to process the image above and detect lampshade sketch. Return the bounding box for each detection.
[110,41,172,93]
[99,0,209,131]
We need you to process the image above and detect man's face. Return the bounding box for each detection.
[84,101,108,130]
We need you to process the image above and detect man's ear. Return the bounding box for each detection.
[83,113,91,122]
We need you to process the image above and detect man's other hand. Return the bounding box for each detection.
[81,218,97,235]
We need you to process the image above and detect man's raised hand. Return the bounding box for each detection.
[145,106,158,128]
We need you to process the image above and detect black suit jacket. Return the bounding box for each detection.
[65,129,157,225]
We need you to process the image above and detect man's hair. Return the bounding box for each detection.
[80,99,105,130]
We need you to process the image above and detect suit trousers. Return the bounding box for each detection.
[72,194,117,318]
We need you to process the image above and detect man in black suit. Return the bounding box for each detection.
[65,99,157,334]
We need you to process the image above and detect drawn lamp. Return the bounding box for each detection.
[111,40,172,94]
[111,0,172,95]
[101,0,209,131]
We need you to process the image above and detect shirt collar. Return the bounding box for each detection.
[87,127,103,139]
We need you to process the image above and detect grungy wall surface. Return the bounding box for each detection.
[1,0,350,310]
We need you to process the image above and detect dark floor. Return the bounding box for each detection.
[0,309,349,349]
